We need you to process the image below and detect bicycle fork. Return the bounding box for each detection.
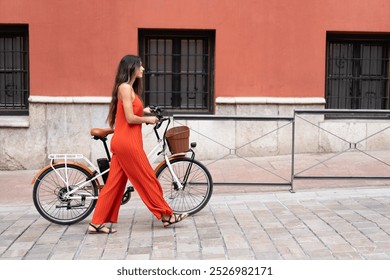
[163,150,195,191]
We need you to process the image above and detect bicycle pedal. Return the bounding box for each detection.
[172,182,180,191]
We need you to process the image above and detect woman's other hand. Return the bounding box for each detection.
[146,116,159,125]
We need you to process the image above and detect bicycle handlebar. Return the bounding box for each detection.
[148,105,163,118]
[149,106,171,146]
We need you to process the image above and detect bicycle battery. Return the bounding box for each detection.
[97,158,109,183]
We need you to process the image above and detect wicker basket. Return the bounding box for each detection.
[166,126,190,154]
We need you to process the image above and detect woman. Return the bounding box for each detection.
[88,55,188,234]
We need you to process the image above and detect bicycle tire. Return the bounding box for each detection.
[155,157,213,216]
[32,163,98,225]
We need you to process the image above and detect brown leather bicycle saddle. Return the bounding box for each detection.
[90,128,114,139]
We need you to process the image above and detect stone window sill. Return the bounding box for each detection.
[0,116,29,128]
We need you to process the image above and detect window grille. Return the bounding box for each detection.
[326,33,390,114]
[0,25,29,116]
[139,30,215,113]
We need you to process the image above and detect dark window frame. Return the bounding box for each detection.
[139,29,215,114]
[0,24,29,116]
[325,32,390,118]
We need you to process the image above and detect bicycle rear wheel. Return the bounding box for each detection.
[156,157,213,215]
[32,163,98,225]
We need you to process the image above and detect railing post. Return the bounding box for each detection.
[290,110,296,193]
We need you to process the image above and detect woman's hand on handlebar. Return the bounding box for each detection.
[145,116,159,125]
[143,106,156,115]
[144,105,168,127]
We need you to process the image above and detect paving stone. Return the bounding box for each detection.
[126,253,151,260]
[227,248,254,259]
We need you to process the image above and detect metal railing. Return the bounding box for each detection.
[173,109,390,193]
[292,109,390,188]
[172,114,295,192]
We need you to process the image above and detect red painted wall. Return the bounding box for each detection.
[1,0,390,99]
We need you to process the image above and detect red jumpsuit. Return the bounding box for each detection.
[91,95,173,224]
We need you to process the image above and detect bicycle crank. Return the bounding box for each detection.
[121,186,134,205]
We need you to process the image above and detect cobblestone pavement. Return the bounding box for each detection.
[0,167,389,260]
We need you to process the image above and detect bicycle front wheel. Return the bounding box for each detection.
[156,157,213,216]
[32,163,98,225]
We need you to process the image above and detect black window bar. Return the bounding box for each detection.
[139,30,215,114]
[0,25,29,116]
[326,34,390,118]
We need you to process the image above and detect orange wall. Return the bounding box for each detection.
[1,0,390,99]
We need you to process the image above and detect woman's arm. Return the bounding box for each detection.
[118,83,158,125]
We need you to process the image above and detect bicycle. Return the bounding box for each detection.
[32,107,213,225]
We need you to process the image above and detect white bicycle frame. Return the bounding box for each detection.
[48,125,184,201]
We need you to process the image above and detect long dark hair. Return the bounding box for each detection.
[107,55,143,128]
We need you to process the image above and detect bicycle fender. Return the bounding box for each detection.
[153,154,185,173]
[31,161,97,185]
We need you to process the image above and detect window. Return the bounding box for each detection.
[326,33,390,112]
[139,29,215,113]
[0,25,29,116]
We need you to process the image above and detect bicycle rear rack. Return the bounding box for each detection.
[49,154,97,169]
[49,154,84,161]
[48,154,104,193]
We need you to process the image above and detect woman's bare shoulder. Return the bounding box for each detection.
[118,83,134,100]
[118,83,131,91]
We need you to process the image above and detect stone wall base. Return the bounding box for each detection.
[1,96,389,170]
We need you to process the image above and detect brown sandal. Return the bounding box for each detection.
[87,223,117,234]
[161,213,189,228]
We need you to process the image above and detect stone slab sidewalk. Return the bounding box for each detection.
[0,168,389,260]
[1,150,390,260]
